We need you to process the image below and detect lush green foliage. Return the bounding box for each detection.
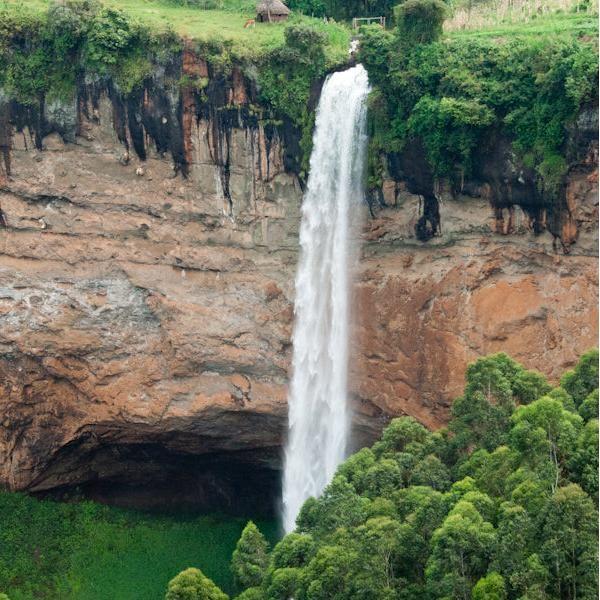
[232,350,599,600]
[231,521,270,590]
[0,492,276,599]
[0,0,179,102]
[360,15,598,191]
[1,0,350,55]
[166,568,229,600]
[288,0,399,21]
[395,0,447,44]
[0,1,348,169]
[257,22,339,173]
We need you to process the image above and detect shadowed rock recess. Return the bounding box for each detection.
[0,50,597,514]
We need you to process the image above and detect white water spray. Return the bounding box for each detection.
[282,64,370,533]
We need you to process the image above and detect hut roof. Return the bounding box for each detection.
[256,0,291,15]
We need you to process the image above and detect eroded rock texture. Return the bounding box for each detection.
[0,63,597,513]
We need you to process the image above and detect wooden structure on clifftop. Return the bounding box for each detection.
[352,16,386,29]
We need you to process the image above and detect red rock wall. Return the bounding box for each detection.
[0,82,597,500]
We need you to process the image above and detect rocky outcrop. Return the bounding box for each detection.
[0,64,597,513]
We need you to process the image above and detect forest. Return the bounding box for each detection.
[187,351,599,600]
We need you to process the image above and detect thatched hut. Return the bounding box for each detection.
[256,0,290,22]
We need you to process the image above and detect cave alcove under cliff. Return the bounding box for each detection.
[31,429,281,518]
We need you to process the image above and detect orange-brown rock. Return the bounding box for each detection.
[352,197,598,430]
[0,93,597,512]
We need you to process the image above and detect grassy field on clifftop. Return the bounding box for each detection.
[0,0,350,59]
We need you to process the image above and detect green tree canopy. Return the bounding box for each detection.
[395,0,447,45]
[231,521,269,590]
[560,349,599,407]
[540,484,598,599]
[165,568,228,600]
[231,350,598,600]
[472,572,507,600]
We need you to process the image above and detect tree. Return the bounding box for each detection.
[510,477,550,516]
[450,354,526,452]
[411,454,451,490]
[578,389,598,421]
[560,349,599,407]
[299,522,400,600]
[300,544,362,599]
[373,416,430,456]
[358,25,394,85]
[165,568,228,600]
[472,572,507,600]
[464,353,523,405]
[395,0,447,45]
[83,7,133,69]
[568,419,599,502]
[492,502,536,593]
[547,387,577,413]
[233,588,262,600]
[540,484,598,600]
[513,370,552,405]
[509,553,550,600]
[393,486,448,583]
[264,567,301,600]
[459,490,496,523]
[270,533,315,570]
[296,476,370,537]
[260,533,315,599]
[287,0,327,17]
[361,458,403,498]
[336,447,376,492]
[231,521,269,590]
[510,396,582,492]
[353,517,402,592]
[426,501,496,600]
[459,446,519,498]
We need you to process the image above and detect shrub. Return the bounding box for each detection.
[84,7,134,69]
[165,568,229,600]
[395,0,447,45]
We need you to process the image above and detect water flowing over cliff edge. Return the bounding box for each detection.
[0,52,597,514]
[283,65,370,532]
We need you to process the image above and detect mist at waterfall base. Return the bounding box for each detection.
[282,65,370,534]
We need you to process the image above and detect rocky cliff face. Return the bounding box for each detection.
[0,63,597,514]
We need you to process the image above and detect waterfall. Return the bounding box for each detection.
[282,64,370,533]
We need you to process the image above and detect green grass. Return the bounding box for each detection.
[0,492,279,599]
[1,0,350,60]
[447,11,598,39]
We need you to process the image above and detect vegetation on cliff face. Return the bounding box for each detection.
[0,0,348,174]
[360,3,598,197]
[1,0,596,187]
[216,350,598,600]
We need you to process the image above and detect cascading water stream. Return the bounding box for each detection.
[282,64,370,533]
